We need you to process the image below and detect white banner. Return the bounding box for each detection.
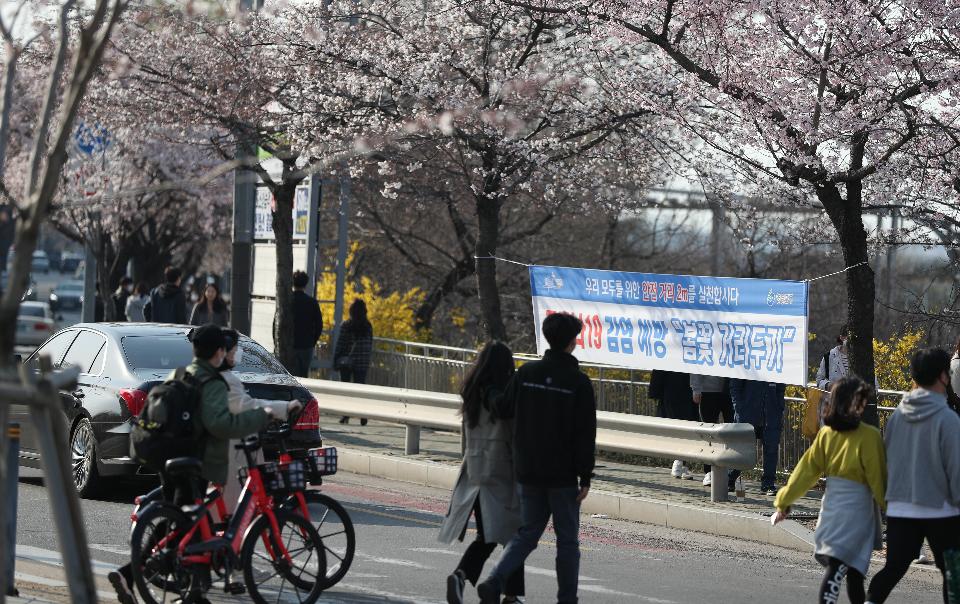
[530,266,809,385]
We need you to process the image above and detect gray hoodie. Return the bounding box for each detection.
[689,374,725,394]
[884,388,960,510]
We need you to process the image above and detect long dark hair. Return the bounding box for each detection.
[823,376,872,432]
[202,283,226,313]
[347,298,372,335]
[460,341,515,429]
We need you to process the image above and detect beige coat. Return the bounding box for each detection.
[222,370,289,512]
[438,391,521,546]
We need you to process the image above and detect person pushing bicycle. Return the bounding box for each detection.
[110,324,298,604]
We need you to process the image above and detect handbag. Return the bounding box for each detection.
[335,341,356,371]
[801,387,822,441]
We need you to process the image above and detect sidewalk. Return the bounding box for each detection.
[319,413,823,528]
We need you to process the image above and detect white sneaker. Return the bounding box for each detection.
[702,471,712,487]
[671,460,683,478]
[680,466,695,480]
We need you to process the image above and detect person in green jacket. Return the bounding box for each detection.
[183,324,274,486]
[110,325,280,604]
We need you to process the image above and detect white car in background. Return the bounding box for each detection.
[16,301,59,347]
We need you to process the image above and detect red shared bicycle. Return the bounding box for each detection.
[128,425,326,604]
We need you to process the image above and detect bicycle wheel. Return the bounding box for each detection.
[241,510,326,604]
[130,505,198,604]
[282,491,356,589]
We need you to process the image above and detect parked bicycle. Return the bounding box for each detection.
[128,427,326,604]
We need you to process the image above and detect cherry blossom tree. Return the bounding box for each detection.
[293,0,659,341]
[51,130,231,319]
[527,0,960,418]
[92,4,347,367]
[0,0,128,364]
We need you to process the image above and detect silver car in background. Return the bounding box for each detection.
[16,301,59,347]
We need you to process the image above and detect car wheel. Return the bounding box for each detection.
[70,418,101,497]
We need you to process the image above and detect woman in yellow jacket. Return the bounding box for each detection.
[772,377,886,604]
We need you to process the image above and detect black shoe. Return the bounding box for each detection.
[339,416,349,424]
[446,571,465,604]
[108,570,136,604]
[763,485,777,496]
[477,579,501,604]
[360,418,368,426]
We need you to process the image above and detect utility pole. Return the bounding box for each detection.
[229,0,263,334]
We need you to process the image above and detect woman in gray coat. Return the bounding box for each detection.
[439,342,524,604]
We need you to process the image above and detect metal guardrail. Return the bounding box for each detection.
[303,378,757,502]
[344,337,908,476]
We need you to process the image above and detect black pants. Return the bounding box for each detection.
[818,556,864,604]
[698,392,733,475]
[868,515,960,603]
[340,367,368,423]
[457,501,524,596]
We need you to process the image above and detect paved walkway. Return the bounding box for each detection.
[320,413,823,518]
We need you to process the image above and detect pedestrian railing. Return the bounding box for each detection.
[302,378,756,502]
[345,337,907,476]
[0,358,96,603]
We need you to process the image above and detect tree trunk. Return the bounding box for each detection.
[474,195,507,342]
[271,166,303,373]
[817,182,878,425]
[414,256,475,331]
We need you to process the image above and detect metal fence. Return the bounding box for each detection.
[363,337,905,476]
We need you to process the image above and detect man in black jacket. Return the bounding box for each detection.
[478,313,596,604]
[143,266,187,324]
[290,270,323,377]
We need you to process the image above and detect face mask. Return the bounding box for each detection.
[125,284,134,293]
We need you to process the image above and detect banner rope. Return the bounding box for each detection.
[804,261,870,283]
[473,255,533,267]
[476,256,870,283]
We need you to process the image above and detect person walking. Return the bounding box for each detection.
[772,377,886,604]
[125,282,149,322]
[219,328,300,511]
[290,270,323,378]
[111,276,133,321]
[476,313,596,604]
[439,342,524,604]
[335,298,374,426]
[690,374,732,487]
[143,266,187,324]
[729,379,786,496]
[866,348,960,604]
[816,324,879,421]
[189,283,230,327]
[649,370,696,480]
[108,325,275,604]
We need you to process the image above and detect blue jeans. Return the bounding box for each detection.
[486,484,581,603]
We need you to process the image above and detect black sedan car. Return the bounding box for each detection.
[15,323,322,497]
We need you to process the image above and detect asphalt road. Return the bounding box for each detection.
[12,468,944,604]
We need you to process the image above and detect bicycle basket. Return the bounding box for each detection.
[302,447,338,483]
[242,460,307,495]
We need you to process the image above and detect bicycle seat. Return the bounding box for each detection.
[164,457,203,477]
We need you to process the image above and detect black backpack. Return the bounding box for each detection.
[129,368,222,472]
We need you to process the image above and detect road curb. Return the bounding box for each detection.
[336,446,816,553]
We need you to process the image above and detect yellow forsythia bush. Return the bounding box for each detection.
[315,244,431,344]
[873,329,924,392]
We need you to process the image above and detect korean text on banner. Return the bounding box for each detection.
[529,266,809,385]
